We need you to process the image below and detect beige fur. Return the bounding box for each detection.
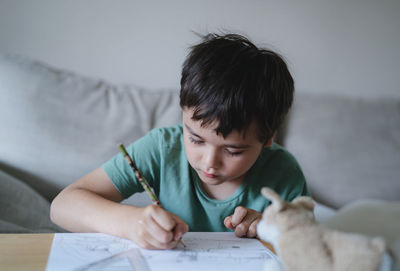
[257,188,386,271]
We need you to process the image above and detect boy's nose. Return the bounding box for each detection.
[203,148,220,170]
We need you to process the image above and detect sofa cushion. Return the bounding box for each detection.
[322,199,400,243]
[284,92,400,208]
[0,54,182,200]
[321,199,400,270]
[0,169,63,232]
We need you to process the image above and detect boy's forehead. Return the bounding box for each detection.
[182,107,219,130]
[182,108,259,140]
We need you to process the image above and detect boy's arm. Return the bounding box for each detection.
[50,167,188,249]
[50,167,125,233]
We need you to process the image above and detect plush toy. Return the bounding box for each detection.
[257,187,388,271]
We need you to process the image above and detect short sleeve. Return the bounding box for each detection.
[255,143,310,202]
[102,129,161,198]
[284,161,311,201]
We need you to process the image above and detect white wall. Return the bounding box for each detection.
[0,0,399,97]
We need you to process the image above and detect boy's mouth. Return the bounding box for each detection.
[202,171,217,178]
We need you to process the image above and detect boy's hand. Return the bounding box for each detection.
[224,206,261,238]
[127,204,188,250]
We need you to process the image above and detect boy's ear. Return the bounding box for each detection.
[264,137,273,147]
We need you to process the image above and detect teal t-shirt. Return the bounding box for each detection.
[103,124,309,232]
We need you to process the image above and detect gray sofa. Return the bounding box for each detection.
[1,54,399,234]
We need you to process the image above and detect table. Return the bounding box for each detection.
[0,233,275,271]
[0,234,54,271]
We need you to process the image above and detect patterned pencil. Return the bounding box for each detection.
[118,143,160,205]
[118,143,186,247]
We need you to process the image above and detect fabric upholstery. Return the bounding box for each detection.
[284,92,400,208]
[0,169,63,233]
[321,199,400,270]
[0,54,182,201]
[1,54,399,233]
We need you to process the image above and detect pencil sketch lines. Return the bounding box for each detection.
[174,250,272,265]
[47,232,276,271]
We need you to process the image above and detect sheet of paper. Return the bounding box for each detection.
[46,233,135,271]
[46,232,277,271]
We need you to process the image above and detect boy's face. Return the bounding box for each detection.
[182,107,271,192]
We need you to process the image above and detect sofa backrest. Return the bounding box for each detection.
[0,54,181,200]
[282,92,400,208]
[1,54,399,209]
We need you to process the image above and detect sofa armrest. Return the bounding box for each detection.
[0,168,64,233]
[314,201,336,223]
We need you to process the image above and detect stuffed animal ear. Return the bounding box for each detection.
[261,187,284,212]
[292,196,315,211]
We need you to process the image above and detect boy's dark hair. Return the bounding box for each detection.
[180,33,294,143]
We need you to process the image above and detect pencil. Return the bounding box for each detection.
[118,143,186,248]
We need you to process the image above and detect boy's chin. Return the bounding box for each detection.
[198,176,224,186]
[196,172,225,185]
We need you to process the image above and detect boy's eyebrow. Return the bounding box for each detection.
[224,143,251,149]
[185,124,203,138]
[184,124,251,149]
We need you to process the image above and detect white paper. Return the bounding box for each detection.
[46,232,277,271]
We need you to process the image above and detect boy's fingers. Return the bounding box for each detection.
[234,217,257,237]
[247,218,260,238]
[134,227,163,250]
[224,216,234,229]
[147,205,176,231]
[171,214,189,241]
[142,205,188,248]
[148,238,178,250]
[234,222,250,237]
[231,206,248,227]
[232,209,262,237]
[174,215,189,232]
[139,216,180,249]
[172,222,186,241]
[136,239,156,250]
[145,215,174,244]
[141,232,176,250]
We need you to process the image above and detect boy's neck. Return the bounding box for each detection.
[201,178,244,200]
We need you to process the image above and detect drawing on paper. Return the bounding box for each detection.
[46,232,277,271]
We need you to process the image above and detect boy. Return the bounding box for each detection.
[50,33,309,250]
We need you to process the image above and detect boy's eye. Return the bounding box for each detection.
[189,136,203,145]
[226,149,244,157]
